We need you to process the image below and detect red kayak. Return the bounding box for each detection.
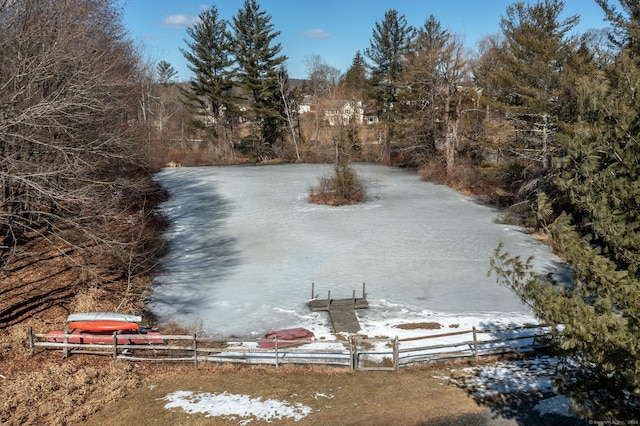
[259,327,315,349]
[46,329,164,345]
[69,320,139,331]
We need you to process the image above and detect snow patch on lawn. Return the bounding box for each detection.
[161,390,312,424]
[453,356,558,397]
[160,356,577,423]
[535,395,573,416]
[444,355,576,418]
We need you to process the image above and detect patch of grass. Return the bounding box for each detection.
[81,363,484,425]
[397,322,442,330]
[0,356,138,425]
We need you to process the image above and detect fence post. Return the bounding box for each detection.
[113,332,118,363]
[327,290,331,311]
[63,330,69,359]
[311,282,314,300]
[28,327,34,356]
[349,336,354,372]
[193,334,199,370]
[352,290,356,309]
[472,327,478,364]
[393,336,399,371]
[275,336,279,369]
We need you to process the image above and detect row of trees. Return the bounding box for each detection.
[284,0,638,419]
[0,0,161,288]
[178,0,294,161]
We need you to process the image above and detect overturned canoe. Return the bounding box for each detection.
[259,327,315,349]
[66,311,142,323]
[69,320,140,332]
[46,329,164,345]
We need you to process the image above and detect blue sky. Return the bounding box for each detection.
[122,0,610,81]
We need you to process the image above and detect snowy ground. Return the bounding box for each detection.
[159,356,576,424]
[161,390,313,424]
[444,356,575,417]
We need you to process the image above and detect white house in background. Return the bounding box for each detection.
[323,99,364,126]
[298,95,316,114]
[363,111,379,124]
[298,96,378,126]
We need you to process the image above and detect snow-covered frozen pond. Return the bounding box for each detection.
[150,163,569,339]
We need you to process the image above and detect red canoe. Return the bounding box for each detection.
[259,327,315,349]
[69,320,139,332]
[46,329,164,345]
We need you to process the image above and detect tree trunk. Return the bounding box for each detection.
[444,94,455,175]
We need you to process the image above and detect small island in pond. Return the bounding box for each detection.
[308,162,367,206]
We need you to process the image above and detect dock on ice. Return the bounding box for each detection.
[308,283,369,333]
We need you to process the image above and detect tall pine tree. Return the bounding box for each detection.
[596,0,640,54]
[341,51,369,97]
[156,60,178,85]
[480,0,580,179]
[365,9,414,143]
[231,0,287,158]
[180,6,235,143]
[490,1,640,419]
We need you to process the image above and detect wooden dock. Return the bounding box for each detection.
[308,283,369,333]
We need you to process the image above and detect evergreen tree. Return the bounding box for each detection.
[153,61,181,143]
[156,60,178,85]
[231,0,287,157]
[481,0,580,175]
[341,51,369,96]
[180,6,235,142]
[490,2,640,419]
[364,9,415,128]
[597,0,640,55]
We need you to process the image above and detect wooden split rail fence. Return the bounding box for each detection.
[29,324,552,371]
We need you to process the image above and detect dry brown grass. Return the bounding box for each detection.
[81,363,484,426]
[395,322,462,330]
[397,322,443,330]
[418,157,513,207]
[0,353,139,425]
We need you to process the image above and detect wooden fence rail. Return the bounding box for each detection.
[28,325,552,371]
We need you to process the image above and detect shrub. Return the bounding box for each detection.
[308,162,367,206]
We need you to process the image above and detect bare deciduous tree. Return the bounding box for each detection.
[403,15,471,173]
[0,0,158,285]
[304,54,342,141]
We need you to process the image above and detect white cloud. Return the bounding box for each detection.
[302,29,331,39]
[163,14,197,29]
